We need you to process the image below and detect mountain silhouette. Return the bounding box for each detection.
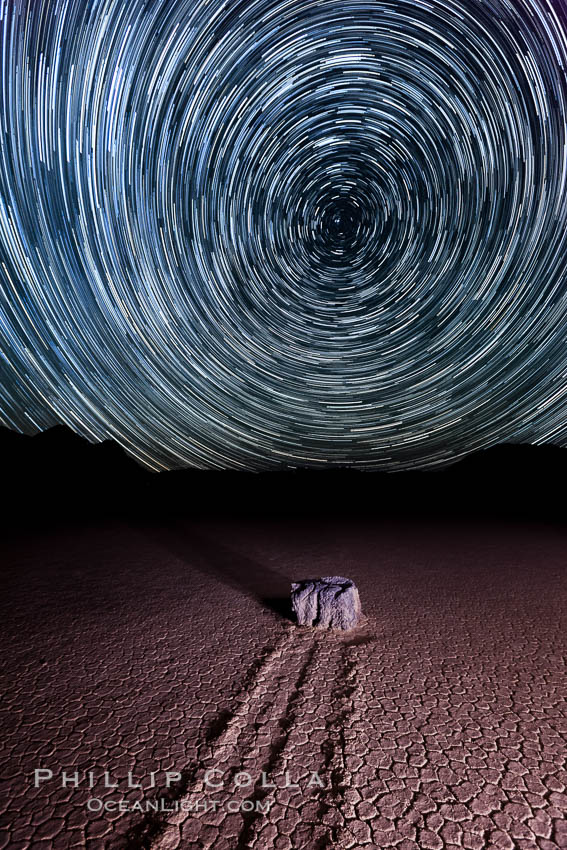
[0,425,564,526]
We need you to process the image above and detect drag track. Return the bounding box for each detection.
[142,620,378,849]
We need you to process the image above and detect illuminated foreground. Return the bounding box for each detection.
[1,517,566,848]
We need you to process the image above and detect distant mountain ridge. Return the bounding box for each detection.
[1,424,564,525]
[0,423,146,473]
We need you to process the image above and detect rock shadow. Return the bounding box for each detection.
[136,521,295,622]
[261,595,294,621]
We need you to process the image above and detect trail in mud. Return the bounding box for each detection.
[123,619,378,850]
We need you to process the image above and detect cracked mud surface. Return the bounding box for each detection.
[1,518,566,848]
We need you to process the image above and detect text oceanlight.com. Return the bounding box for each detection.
[87,797,275,814]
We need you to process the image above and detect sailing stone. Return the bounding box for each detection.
[291,576,361,630]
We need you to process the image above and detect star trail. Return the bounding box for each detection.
[0,0,566,470]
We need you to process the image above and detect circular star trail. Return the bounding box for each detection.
[0,0,566,469]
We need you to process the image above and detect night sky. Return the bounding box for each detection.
[0,0,566,471]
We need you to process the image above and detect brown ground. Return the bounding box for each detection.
[0,517,566,849]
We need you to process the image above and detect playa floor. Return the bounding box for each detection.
[1,517,566,849]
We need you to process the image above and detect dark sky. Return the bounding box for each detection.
[0,0,566,470]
